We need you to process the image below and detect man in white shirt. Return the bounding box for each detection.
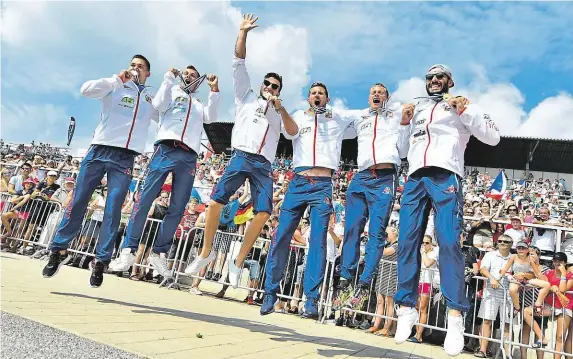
[109,65,220,279]
[394,64,500,356]
[261,81,353,319]
[475,235,513,357]
[186,14,298,286]
[43,55,158,288]
[333,83,410,311]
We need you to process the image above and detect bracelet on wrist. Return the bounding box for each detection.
[561,277,567,281]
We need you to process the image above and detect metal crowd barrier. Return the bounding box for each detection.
[168,227,311,307]
[0,192,63,253]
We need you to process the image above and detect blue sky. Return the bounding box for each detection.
[2,1,573,155]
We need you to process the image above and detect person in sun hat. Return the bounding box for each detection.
[393,63,500,356]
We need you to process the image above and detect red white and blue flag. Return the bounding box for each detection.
[486,170,507,200]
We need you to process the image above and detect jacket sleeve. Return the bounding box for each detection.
[80,75,123,99]
[203,91,220,124]
[283,111,301,140]
[232,57,252,103]
[396,105,411,159]
[152,72,176,114]
[459,103,500,146]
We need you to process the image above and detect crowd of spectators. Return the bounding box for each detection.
[2,142,573,358]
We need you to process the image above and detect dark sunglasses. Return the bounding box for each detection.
[425,73,446,81]
[498,240,512,244]
[508,208,518,211]
[263,80,279,90]
[517,246,528,250]
[22,167,32,171]
[423,242,432,245]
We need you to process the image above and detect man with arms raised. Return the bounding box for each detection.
[186,14,298,288]
[261,82,353,319]
[110,65,220,279]
[43,55,158,288]
[333,83,411,310]
[394,64,500,356]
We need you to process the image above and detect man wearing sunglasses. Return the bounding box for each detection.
[332,83,411,311]
[42,55,159,288]
[186,14,298,288]
[261,81,354,319]
[393,64,500,356]
[109,65,220,279]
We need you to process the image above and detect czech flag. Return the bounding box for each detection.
[191,187,212,212]
[486,170,507,200]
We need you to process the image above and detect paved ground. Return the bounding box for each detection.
[1,311,142,359]
[0,252,473,359]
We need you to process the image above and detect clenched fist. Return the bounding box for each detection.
[207,74,219,92]
[447,95,470,115]
[401,103,415,125]
[118,70,133,83]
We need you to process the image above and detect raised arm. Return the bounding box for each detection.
[448,97,500,146]
[152,70,177,113]
[203,75,220,124]
[233,14,259,102]
[80,70,133,99]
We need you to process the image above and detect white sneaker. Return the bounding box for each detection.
[189,287,202,295]
[109,248,136,272]
[185,251,215,276]
[443,313,465,356]
[228,259,242,289]
[149,252,172,279]
[394,306,419,344]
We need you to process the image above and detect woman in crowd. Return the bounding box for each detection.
[368,226,399,337]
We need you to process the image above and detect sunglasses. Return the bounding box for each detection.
[22,167,32,171]
[425,73,446,81]
[423,242,432,245]
[263,80,279,90]
[508,208,518,211]
[517,246,528,250]
[498,240,512,244]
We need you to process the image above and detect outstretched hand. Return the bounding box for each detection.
[240,13,259,32]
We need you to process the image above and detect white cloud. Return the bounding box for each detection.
[1,104,70,143]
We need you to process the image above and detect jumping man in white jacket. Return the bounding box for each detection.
[393,64,500,356]
[186,14,298,287]
[110,65,220,279]
[333,83,410,311]
[43,55,159,288]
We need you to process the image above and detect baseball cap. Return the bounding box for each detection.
[516,241,529,248]
[23,178,35,185]
[510,216,522,222]
[47,170,58,177]
[65,177,75,184]
[553,252,568,262]
[427,64,454,86]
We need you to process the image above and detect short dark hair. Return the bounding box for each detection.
[264,72,283,92]
[132,54,151,71]
[371,83,389,97]
[21,162,32,169]
[309,81,328,98]
[186,65,199,76]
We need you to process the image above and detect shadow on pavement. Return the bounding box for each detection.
[52,292,432,358]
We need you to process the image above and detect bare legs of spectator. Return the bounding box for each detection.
[554,314,572,359]
[198,201,223,258]
[478,320,511,356]
[412,294,430,343]
[520,320,544,359]
[375,295,396,336]
[234,212,270,267]
[523,306,551,347]
[564,318,573,358]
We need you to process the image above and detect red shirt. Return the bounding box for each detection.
[544,270,573,309]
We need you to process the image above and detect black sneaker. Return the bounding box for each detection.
[89,260,106,288]
[43,251,71,278]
